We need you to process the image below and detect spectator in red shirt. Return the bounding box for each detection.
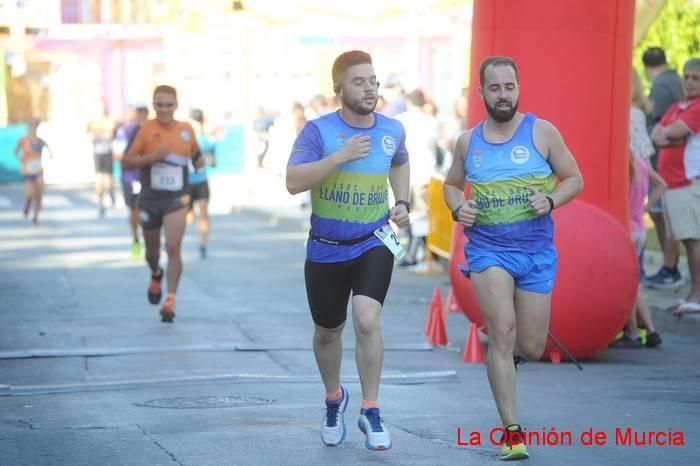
[651,58,700,314]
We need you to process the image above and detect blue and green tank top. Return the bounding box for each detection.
[288,110,408,263]
[464,113,555,252]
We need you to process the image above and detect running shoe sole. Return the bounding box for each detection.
[160,307,175,323]
[500,443,529,460]
[643,278,684,290]
[363,440,391,451]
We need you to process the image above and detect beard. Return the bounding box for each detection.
[485,98,519,123]
[342,94,377,116]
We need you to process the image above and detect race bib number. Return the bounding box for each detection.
[150,163,183,191]
[132,181,141,194]
[26,160,42,175]
[374,224,406,260]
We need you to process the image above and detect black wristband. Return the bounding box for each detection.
[545,196,555,213]
[192,148,202,164]
[395,200,410,213]
[191,149,202,171]
[451,204,464,221]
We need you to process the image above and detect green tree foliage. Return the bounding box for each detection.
[634,0,700,87]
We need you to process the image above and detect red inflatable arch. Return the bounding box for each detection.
[450,0,638,360]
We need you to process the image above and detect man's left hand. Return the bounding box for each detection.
[390,204,410,228]
[529,188,552,216]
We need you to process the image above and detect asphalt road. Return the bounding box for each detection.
[0,184,697,465]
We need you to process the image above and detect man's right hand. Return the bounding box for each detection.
[455,200,478,227]
[336,134,371,163]
[151,144,170,162]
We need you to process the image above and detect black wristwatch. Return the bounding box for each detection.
[451,204,464,221]
[545,196,555,213]
[395,200,410,213]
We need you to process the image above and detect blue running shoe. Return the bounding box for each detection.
[358,407,392,450]
[645,266,683,290]
[321,385,348,446]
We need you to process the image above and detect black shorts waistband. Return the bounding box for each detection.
[309,229,375,246]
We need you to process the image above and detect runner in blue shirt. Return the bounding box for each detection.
[444,56,584,461]
[186,109,217,259]
[287,50,410,451]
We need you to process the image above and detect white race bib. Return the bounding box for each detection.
[26,160,42,175]
[150,163,183,191]
[374,224,406,260]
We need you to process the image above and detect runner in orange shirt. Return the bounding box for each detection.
[122,85,203,322]
[14,119,52,225]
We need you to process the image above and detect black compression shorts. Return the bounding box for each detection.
[304,246,394,329]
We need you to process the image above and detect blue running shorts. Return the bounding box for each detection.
[462,243,558,294]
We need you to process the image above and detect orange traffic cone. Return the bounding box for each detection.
[424,288,444,336]
[446,287,463,314]
[428,297,448,346]
[548,349,561,364]
[463,322,485,363]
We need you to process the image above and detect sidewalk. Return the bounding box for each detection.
[640,249,700,337]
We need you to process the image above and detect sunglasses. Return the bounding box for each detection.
[154,102,176,109]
